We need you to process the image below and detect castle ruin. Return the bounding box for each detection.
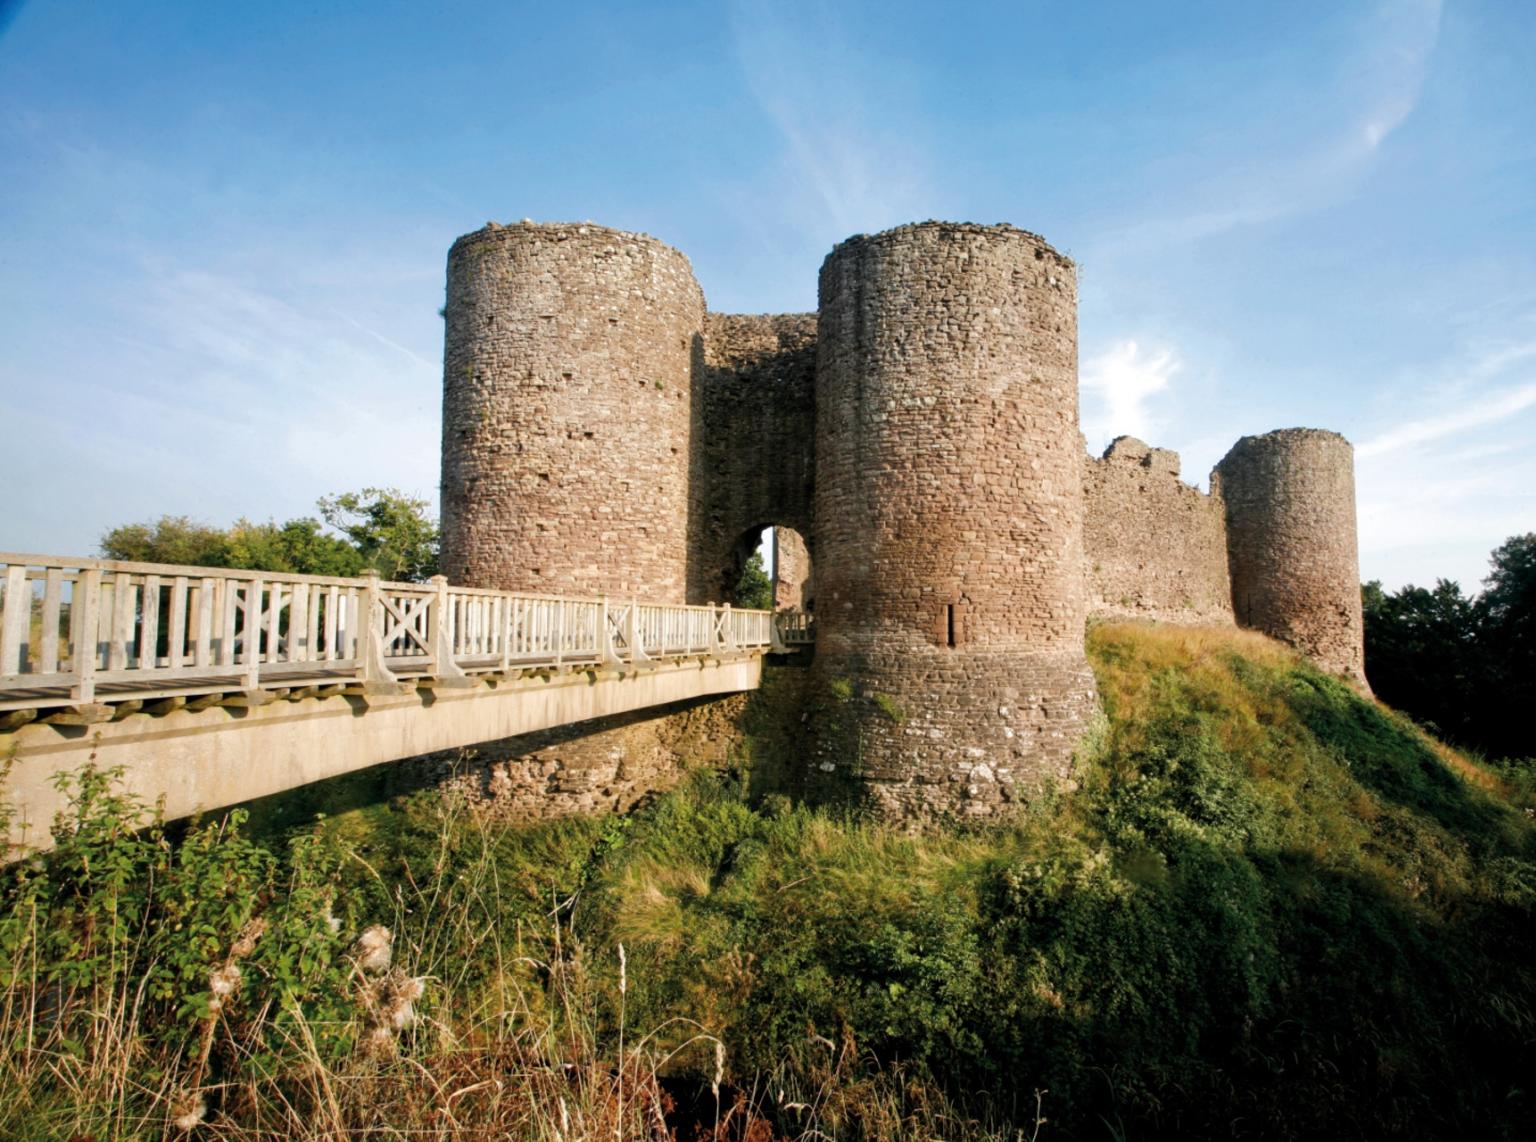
[440,219,1366,822]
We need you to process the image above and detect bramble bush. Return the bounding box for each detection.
[0,768,378,1135]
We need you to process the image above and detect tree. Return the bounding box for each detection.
[1479,533,1536,631]
[225,518,365,578]
[1362,532,1536,762]
[1361,577,1482,746]
[99,489,436,581]
[1476,533,1536,759]
[733,551,774,610]
[317,488,439,582]
[101,516,233,567]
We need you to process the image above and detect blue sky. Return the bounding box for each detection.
[1,0,1532,592]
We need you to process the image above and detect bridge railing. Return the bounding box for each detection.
[776,610,815,645]
[0,553,807,715]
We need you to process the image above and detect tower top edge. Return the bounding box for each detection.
[824,221,1073,267]
[1218,427,1354,459]
[449,219,692,260]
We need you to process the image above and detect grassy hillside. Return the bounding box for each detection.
[2,623,1533,1139]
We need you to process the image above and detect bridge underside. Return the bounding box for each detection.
[3,654,762,852]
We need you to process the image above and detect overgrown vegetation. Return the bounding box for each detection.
[3,624,1533,1138]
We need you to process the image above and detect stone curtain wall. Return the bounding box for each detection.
[1083,436,1233,623]
[697,313,817,603]
[1213,429,1368,686]
[812,222,1099,820]
[439,222,704,601]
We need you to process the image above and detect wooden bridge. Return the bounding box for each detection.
[0,553,812,852]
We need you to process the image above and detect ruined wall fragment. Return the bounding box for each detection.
[773,526,813,611]
[1083,436,1233,623]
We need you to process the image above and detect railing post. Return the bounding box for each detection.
[244,576,265,692]
[359,571,400,692]
[73,566,101,704]
[500,596,513,672]
[626,596,648,665]
[428,575,471,687]
[720,602,737,652]
[600,596,622,667]
[770,610,791,654]
[554,600,565,667]
[286,579,307,664]
[1,565,30,676]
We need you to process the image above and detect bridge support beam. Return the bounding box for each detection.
[2,655,762,854]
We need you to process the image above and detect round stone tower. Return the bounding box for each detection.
[812,222,1099,820]
[1212,428,1368,687]
[440,221,704,599]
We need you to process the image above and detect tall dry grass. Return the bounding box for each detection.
[0,768,1031,1140]
[0,771,714,1139]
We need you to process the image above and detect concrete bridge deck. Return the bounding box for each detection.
[1,553,811,852]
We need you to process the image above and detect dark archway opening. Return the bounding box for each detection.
[719,526,813,611]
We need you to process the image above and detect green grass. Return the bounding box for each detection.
[2,622,1533,1138]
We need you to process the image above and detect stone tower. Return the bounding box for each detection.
[1212,428,1368,686]
[811,222,1099,819]
[439,221,704,600]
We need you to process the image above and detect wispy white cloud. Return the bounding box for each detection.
[1,238,442,556]
[1359,338,1536,455]
[1080,339,1180,449]
[1101,0,1444,250]
[1355,334,1536,589]
[727,0,932,244]
[117,264,441,497]
[332,310,440,373]
[1357,447,1536,591]
[1358,383,1536,457]
[1354,0,1444,154]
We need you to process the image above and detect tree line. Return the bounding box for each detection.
[100,488,439,583]
[1363,533,1535,763]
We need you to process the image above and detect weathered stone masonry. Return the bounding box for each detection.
[773,527,812,611]
[699,313,817,604]
[812,223,1099,818]
[1213,428,1368,687]
[440,222,704,601]
[439,218,1370,821]
[1083,436,1233,625]
[437,222,709,796]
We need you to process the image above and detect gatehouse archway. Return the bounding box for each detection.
[718,524,813,613]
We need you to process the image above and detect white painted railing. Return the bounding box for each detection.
[776,609,815,645]
[0,553,808,716]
